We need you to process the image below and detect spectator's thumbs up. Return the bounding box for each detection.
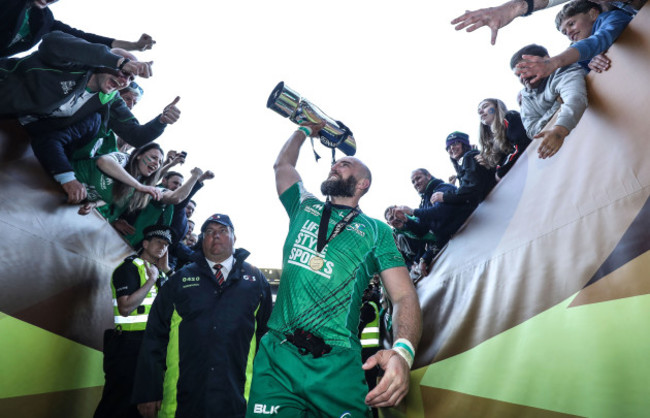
[160,96,181,125]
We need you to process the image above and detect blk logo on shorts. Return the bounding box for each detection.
[253,404,280,414]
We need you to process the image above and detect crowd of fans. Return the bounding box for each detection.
[386,0,641,281]
[0,0,642,416]
[1,1,222,416]
[1,0,212,270]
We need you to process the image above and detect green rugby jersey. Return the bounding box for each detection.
[268,182,405,349]
[72,152,132,221]
[73,152,128,203]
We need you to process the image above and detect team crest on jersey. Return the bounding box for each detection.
[243,275,256,282]
[346,222,366,237]
[85,186,100,202]
[60,80,76,95]
[100,175,114,190]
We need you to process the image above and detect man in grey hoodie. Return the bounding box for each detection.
[510,43,588,159]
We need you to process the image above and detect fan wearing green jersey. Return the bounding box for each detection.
[246,122,422,417]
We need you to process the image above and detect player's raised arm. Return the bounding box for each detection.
[273,121,325,196]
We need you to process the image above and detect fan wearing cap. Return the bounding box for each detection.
[394,132,496,259]
[94,224,173,418]
[438,131,496,208]
[133,214,272,418]
[119,81,145,111]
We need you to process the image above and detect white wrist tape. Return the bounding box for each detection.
[392,338,415,368]
[392,346,414,368]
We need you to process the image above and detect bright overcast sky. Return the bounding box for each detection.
[50,0,570,268]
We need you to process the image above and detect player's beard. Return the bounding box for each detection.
[321,175,357,198]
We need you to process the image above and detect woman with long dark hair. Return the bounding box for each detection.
[74,142,164,219]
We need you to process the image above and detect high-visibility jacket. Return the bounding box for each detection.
[360,301,380,348]
[111,257,165,331]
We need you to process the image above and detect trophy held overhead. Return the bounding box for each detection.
[267,81,356,163]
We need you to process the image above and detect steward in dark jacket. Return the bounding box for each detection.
[132,219,272,418]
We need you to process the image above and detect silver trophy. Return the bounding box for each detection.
[267,81,356,157]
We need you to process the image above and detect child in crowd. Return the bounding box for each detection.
[515,0,633,81]
[556,0,634,72]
